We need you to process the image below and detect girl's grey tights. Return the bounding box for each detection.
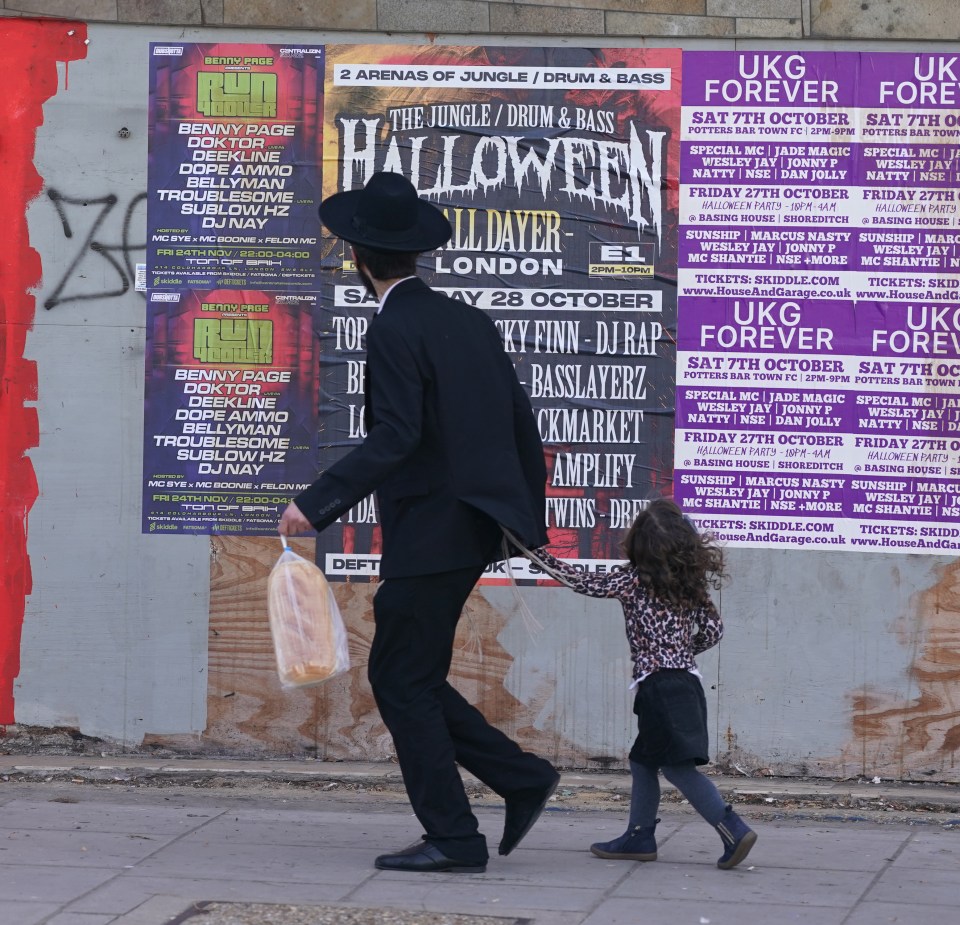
[628,759,727,828]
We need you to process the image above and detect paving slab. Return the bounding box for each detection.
[134,840,379,886]
[844,901,960,925]
[348,876,606,915]
[0,798,217,835]
[580,897,850,925]
[0,901,65,925]
[863,864,960,905]
[43,912,117,925]
[890,830,960,869]
[613,857,877,906]
[0,827,184,867]
[680,822,910,870]
[45,914,117,925]
[193,808,422,847]
[71,876,353,917]
[0,864,118,903]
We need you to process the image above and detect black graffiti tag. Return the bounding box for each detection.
[43,190,148,310]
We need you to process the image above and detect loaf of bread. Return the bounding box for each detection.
[268,551,347,687]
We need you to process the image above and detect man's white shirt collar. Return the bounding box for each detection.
[376,276,417,313]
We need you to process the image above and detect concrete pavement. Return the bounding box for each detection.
[0,758,958,924]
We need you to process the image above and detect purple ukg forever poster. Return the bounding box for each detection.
[675,50,960,554]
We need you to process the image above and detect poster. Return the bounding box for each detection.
[142,289,319,534]
[675,51,960,553]
[146,42,323,291]
[316,45,681,580]
[143,42,324,534]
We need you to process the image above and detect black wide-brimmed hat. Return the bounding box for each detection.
[318,171,452,252]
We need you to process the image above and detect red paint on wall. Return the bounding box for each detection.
[0,19,88,722]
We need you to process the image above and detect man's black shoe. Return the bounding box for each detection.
[498,771,561,856]
[374,841,487,873]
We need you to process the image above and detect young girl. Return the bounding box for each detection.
[528,497,757,870]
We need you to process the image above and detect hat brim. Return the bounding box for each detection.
[319,189,452,253]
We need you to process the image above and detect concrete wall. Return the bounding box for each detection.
[2,6,959,781]
[3,1,959,42]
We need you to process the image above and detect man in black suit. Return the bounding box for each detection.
[279,171,559,873]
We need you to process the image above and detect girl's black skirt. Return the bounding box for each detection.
[628,668,710,768]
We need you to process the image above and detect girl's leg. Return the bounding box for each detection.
[627,759,661,828]
[590,761,661,861]
[660,762,726,825]
[661,762,757,869]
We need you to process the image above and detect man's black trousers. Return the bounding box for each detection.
[368,563,556,863]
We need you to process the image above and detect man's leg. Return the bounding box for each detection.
[367,565,488,862]
[438,684,558,797]
[438,682,560,856]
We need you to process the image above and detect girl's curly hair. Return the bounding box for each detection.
[622,497,726,609]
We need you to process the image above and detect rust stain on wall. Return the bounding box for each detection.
[164,536,583,764]
[843,560,960,780]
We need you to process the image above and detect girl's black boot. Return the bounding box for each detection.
[590,819,658,861]
[715,805,757,869]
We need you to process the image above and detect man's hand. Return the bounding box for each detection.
[279,500,313,537]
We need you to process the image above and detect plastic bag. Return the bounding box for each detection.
[267,537,350,688]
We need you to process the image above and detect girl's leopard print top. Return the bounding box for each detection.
[533,549,723,683]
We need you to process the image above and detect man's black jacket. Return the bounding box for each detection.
[295,277,548,578]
